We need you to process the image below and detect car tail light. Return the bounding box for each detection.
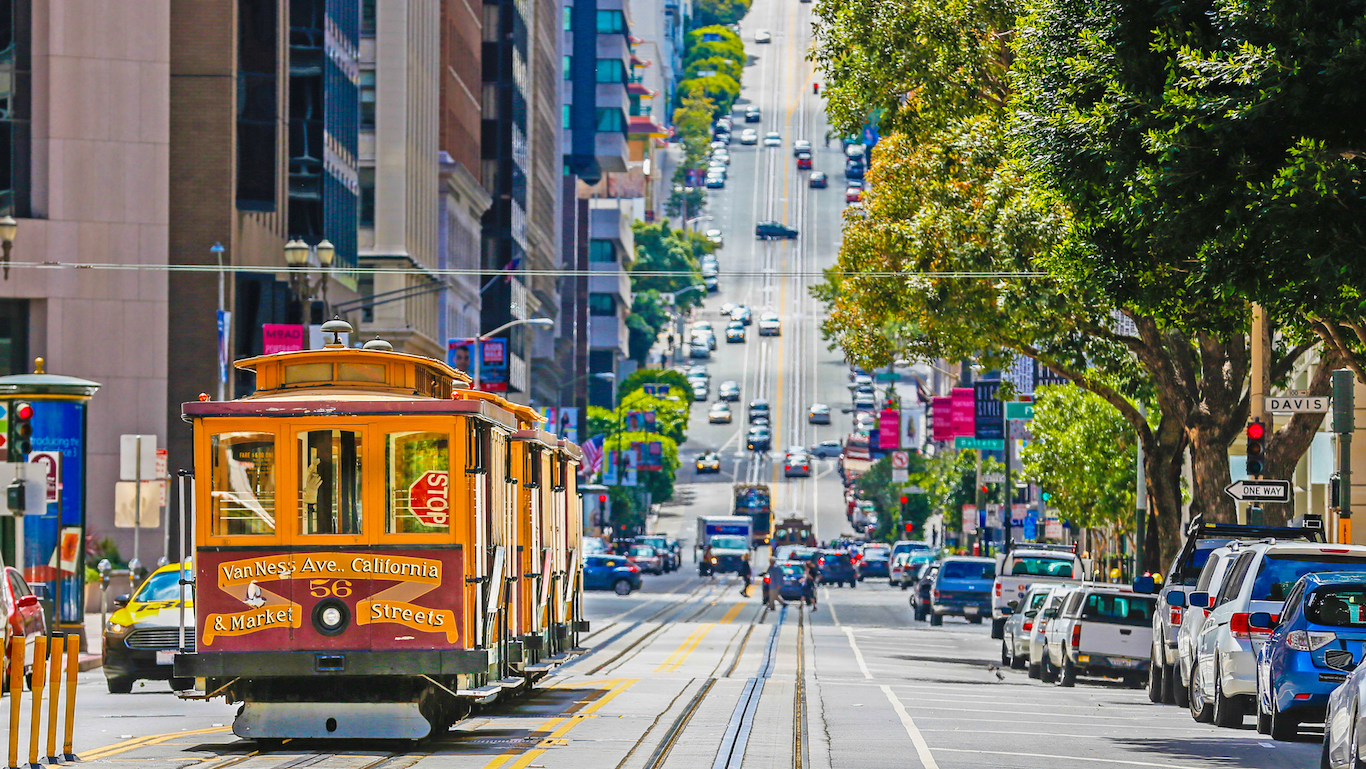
[932,588,940,602]
[1286,630,1336,651]
[763,576,771,584]
[626,565,640,573]
[1230,612,1276,641]
[1022,621,1033,632]
[995,583,1002,597]
[1170,606,1183,626]
[1071,624,1081,649]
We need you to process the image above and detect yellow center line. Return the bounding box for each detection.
[79,726,232,761]
[483,678,640,769]
[772,0,803,486]
[654,600,750,673]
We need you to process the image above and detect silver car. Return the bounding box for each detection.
[1172,545,1241,708]
[1324,660,1366,768]
[1029,585,1080,681]
[1002,584,1054,670]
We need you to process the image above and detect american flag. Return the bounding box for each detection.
[580,435,605,475]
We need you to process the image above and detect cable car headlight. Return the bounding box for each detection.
[313,598,350,636]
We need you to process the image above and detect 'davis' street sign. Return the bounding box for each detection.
[1224,479,1291,504]
[1265,395,1330,413]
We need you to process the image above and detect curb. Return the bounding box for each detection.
[78,654,102,672]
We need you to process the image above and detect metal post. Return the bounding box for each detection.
[213,242,226,402]
[44,632,60,763]
[177,471,187,654]
[133,435,143,572]
[62,635,77,761]
[473,335,482,391]
[1003,410,1012,551]
[1334,369,1355,543]
[1136,403,1147,575]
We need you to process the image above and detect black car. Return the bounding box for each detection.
[817,551,858,587]
[858,555,890,580]
[845,160,865,180]
[755,221,798,240]
[766,562,807,601]
[746,426,771,452]
[809,171,828,188]
[911,563,939,621]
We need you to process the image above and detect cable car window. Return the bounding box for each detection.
[526,446,542,489]
[210,432,277,535]
[298,430,363,535]
[387,431,450,534]
[466,421,487,474]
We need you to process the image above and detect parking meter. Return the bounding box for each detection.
[128,557,144,588]
[98,558,112,652]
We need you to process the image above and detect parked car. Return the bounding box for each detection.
[1150,520,1323,705]
[692,382,709,400]
[1251,572,1366,741]
[748,399,771,422]
[102,561,195,693]
[809,171,828,188]
[755,221,798,239]
[891,540,933,563]
[1042,585,1156,687]
[845,159,865,179]
[1173,544,1244,709]
[1030,585,1081,680]
[636,535,680,572]
[1002,583,1054,670]
[705,174,726,189]
[808,403,831,424]
[929,557,996,626]
[719,380,740,401]
[709,402,733,423]
[2,565,46,692]
[990,544,1085,639]
[695,451,721,474]
[625,545,665,576]
[739,128,760,144]
[845,185,862,203]
[758,311,781,335]
[911,563,939,621]
[889,552,914,587]
[1322,647,1366,767]
[584,555,642,595]
[809,439,842,458]
[1189,541,1366,728]
[705,228,724,247]
[783,452,811,477]
[818,551,858,587]
[689,340,710,359]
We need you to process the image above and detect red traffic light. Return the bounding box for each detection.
[598,494,607,504]
[13,402,32,420]
[904,523,914,533]
[899,495,909,505]
[980,485,989,494]
[1246,421,1264,440]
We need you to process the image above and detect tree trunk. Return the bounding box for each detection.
[1145,429,1188,572]
[1188,430,1237,524]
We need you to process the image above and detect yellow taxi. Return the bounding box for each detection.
[103,561,194,693]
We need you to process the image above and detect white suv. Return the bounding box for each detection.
[1029,584,1081,681]
[1043,584,1156,687]
[1189,541,1366,727]
[1172,544,1242,709]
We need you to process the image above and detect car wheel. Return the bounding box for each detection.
[1212,660,1244,728]
[929,612,943,627]
[1162,662,1178,705]
[1148,646,1164,703]
[850,580,857,589]
[1028,660,1042,680]
[1174,661,1191,708]
[991,617,1006,640]
[1011,645,1028,671]
[968,616,983,625]
[1189,664,1213,722]
[1269,696,1298,741]
[1256,688,1272,735]
[1001,640,1012,668]
[1059,657,1077,688]
[1041,654,1057,683]
[106,676,134,694]
[613,579,633,596]
[901,583,910,591]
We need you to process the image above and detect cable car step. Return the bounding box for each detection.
[496,677,525,689]
[234,702,431,740]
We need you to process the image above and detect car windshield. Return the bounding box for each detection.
[1173,541,1227,585]
[590,557,625,568]
[134,569,188,602]
[780,564,805,578]
[820,554,851,566]
[1009,556,1075,578]
[1252,554,1366,601]
[1080,593,1155,626]
[942,561,994,580]
[711,536,748,550]
[1306,586,1366,627]
[629,546,653,556]
[1025,590,1050,611]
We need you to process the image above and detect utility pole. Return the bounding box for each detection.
[1247,304,1271,525]
[1334,369,1355,543]
[1135,403,1146,576]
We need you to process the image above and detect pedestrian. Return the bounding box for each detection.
[804,561,819,612]
[767,560,786,609]
[823,130,831,148]
[738,553,753,597]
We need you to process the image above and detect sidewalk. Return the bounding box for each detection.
[77,612,104,671]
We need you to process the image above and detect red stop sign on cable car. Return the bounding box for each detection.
[408,470,450,526]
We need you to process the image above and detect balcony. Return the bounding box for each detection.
[595,131,629,173]
[589,314,629,354]
[589,199,634,254]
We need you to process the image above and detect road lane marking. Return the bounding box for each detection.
[656,602,749,672]
[483,679,639,769]
[842,626,872,679]
[881,685,940,769]
[933,748,1208,768]
[78,726,231,760]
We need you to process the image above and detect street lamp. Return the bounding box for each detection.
[211,242,227,401]
[470,317,555,391]
[685,215,713,231]
[283,237,336,322]
[0,215,17,279]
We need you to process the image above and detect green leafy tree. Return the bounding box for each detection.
[1020,385,1137,533]
[684,56,743,85]
[618,368,694,403]
[627,291,673,365]
[603,431,681,507]
[856,453,932,542]
[630,221,709,305]
[619,388,691,445]
[692,0,751,27]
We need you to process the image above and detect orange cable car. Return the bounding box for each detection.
[173,321,585,740]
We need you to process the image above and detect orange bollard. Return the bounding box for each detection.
[44,634,61,763]
[63,635,78,761]
[7,636,23,769]
[27,635,46,768]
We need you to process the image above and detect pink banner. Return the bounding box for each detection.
[951,388,975,437]
[932,396,954,441]
[879,408,901,450]
[262,323,305,355]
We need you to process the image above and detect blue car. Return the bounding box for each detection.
[1254,571,1366,741]
[930,556,995,626]
[583,555,642,595]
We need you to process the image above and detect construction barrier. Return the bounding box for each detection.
[5,634,79,769]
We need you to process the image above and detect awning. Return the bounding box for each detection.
[627,82,658,97]
[628,116,668,138]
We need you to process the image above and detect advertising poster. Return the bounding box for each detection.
[932,396,954,442]
[878,408,901,451]
[974,380,1003,440]
[445,338,509,391]
[642,441,663,471]
[559,407,579,443]
[950,388,975,437]
[262,323,305,355]
[961,504,977,533]
[23,400,87,621]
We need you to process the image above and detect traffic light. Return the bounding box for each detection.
[9,400,33,458]
[904,522,914,535]
[1245,419,1266,477]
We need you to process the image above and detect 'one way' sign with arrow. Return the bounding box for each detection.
[1224,479,1291,504]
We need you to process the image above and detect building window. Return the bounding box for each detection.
[589,293,617,316]
[358,167,375,227]
[563,5,572,30]
[563,55,571,80]
[595,58,626,84]
[361,0,375,32]
[588,240,615,262]
[595,108,626,133]
[358,271,375,322]
[562,104,571,129]
[236,0,276,212]
[596,10,626,34]
[359,70,376,129]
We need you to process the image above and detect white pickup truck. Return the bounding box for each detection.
[991,545,1086,639]
[1041,584,1156,687]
